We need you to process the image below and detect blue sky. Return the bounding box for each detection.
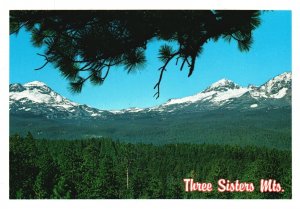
[10,11,291,110]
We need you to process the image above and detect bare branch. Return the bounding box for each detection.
[102,66,110,80]
[230,34,241,42]
[82,73,94,84]
[80,63,111,87]
[187,56,196,77]
[186,58,191,67]
[34,53,49,70]
[175,56,181,65]
[154,52,180,99]
[180,58,186,71]
[78,62,95,71]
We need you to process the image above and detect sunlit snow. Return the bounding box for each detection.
[250,104,258,108]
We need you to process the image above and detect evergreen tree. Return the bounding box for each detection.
[9,135,291,199]
[51,176,72,199]
[10,132,39,198]
[34,148,58,198]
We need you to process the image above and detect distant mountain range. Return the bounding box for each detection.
[10,72,291,117]
[9,72,291,149]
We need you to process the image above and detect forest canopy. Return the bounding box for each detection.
[9,134,291,199]
[10,10,261,98]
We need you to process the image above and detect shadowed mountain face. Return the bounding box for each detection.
[9,72,291,149]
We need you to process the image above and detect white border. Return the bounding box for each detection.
[1,1,299,209]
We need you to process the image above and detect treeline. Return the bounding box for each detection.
[9,133,291,199]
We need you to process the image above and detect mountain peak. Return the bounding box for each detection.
[10,81,59,104]
[9,80,111,119]
[256,71,291,98]
[211,78,234,87]
[204,78,240,92]
[273,71,291,81]
[21,81,53,95]
[24,81,48,87]
[163,72,291,108]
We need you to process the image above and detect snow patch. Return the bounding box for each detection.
[211,88,248,103]
[250,104,258,108]
[24,81,48,87]
[164,91,216,106]
[250,91,267,99]
[110,110,124,114]
[125,107,143,113]
[164,87,248,106]
[270,88,288,99]
[210,78,233,88]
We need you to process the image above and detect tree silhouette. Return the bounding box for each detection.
[10,10,261,98]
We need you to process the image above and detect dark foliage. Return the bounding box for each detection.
[10,134,291,199]
[10,10,261,98]
[10,108,291,150]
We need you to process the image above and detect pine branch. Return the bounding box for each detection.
[10,21,29,35]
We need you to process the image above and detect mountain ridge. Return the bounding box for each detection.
[9,72,291,147]
[9,71,291,119]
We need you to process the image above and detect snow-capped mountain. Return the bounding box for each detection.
[250,72,291,99]
[162,79,248,107]
[9,72,291,144]
[153,72,291,112]
[9,72,291,119]
[9,81,108,119]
